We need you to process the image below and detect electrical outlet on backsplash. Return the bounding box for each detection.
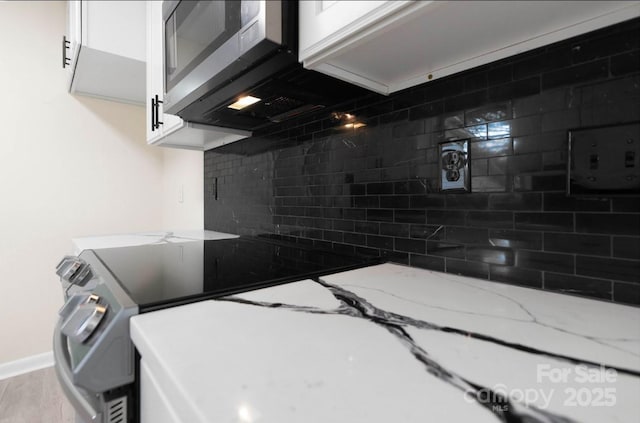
[204,18,640,306]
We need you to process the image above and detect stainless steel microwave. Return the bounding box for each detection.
[162,0,369,131]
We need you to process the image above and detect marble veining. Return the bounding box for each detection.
[132,264,640,423]
[336,279,640,364]
[226,288,602,422]
[228,264,640,422]
[227,287,574,422]
[327,282,638,422]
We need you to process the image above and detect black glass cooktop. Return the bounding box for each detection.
[91,237,378,312]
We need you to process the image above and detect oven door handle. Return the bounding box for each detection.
[53,321,102,422]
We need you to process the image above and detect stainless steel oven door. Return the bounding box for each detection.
[54,325,102,422]
[163,0,282,115]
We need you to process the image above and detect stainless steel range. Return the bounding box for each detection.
[53,237,378,423]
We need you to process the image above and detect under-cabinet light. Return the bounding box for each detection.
[227,95,261,110]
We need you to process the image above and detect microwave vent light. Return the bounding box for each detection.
[228,95,261,110]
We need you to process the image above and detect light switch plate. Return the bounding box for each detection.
[568,122,640,195]
[439,140,470,192]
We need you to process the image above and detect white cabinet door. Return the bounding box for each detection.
[82,1,146,62]
[299,0,425,94]
[299,1,413,61]
[65,0,147,105]
[63,0,81,87]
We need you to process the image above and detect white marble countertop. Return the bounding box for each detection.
[130,263,640,423]
[71,230,238,254]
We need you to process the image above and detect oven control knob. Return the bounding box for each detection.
[59,293,101,320]
[60,303,108,343]
[59,292,90,320]
[55,256,93,286]
[56,256,82,280]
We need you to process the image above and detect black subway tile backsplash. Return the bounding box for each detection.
[380,196,410,209]
[465,102,512,126]
[354,221,379,235]
[489,229,543,250]
[490,265,542,288]
[613,237,640,260]
[544,233,611,256]
[445,226,489,245]
[410,195,445,209]
[543,193,611,212]
[205,19,640,306]
[517,251,575,274]
[409,101,444,121]
[410,254,445,272]
[366,182,393,195]
[542,59,609,90]
[513,132,566,155]
[464,72,488,92]
[544,273,613,301]
[410,224,442,240]
[446,259,490,279]
[444,90,489,113]
[467,246,515,266]
[333,219,355,232]
[467,211,513,229]
[571,24,640,63]
[470,137,513,158]
[380,222,410,238]
[445,193,489,210]
[613,282,640,305]
[515,212,574,232]
[395,209,426,224]
[343,232,366,246]
[487,63,513,86]
[612,197,640,213]
[576,213,640,235]
[514,173,566,192]
[576,256,640,283]
[488,76,541,102]
[513,47,572,80]
[395,238,427,254]
[611,51,640,76]
[489,193,542,211]
[366,209,394,222]
[427,241,465,259]
[367,235,394,250]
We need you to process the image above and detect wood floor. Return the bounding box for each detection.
[0,367,74,423]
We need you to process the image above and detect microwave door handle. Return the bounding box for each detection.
[166,16,178,76]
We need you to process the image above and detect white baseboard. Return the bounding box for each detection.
[0,351,54,380]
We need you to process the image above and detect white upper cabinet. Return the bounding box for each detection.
[299,1,640,95]
[64,1,146,105]
[145,1,250,151]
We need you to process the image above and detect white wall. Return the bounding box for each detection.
[0,1,203,365]
[162,148,204,229]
